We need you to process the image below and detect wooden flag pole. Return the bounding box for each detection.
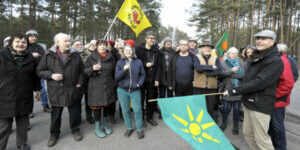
[148,92,224,102]
[103,15,118,40]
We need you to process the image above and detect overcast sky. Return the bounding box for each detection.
[160,0,197,38]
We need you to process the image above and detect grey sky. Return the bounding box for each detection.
[160,0,197,38]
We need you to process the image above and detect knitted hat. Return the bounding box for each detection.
[107,40,115,47]
[125,40,135,47]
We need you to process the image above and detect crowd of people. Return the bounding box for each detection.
[0,29,298,150]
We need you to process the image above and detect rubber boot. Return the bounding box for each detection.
[95,121,106,138]
[103,117,112,135]
[232,123,239,135]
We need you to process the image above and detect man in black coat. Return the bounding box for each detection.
[136,31,161,126]
[159,37,174,98]
[0,34,41,150]
[37,33,85,147]
[26,29,52,114]
[225,30,283,150]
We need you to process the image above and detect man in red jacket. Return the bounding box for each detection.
[268,44,295,150]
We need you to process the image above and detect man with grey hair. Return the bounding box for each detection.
[277,44,298,81]
[2,36,10,48]
[159,37,174,98]
[267,43,296,150]
[167,40,203,96]
[37,33,85,147]
[225,30,283,150]
[193,39,222,122]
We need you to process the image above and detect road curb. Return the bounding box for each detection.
[286,109,300,119]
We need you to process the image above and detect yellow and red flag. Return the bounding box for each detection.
[216,30,229,57]
[116,0,152,37]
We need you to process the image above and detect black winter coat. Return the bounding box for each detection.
[36,46,84,106]
[27,43,45,62]
[135,42,161,84]
[167,52,203,89]
[84,51,117,107]
[233,45,283,114]
[0,48,41,118]
[159,47,175,86]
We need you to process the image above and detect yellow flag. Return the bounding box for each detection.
[116,0,152,37]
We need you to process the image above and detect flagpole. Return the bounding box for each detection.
[103,15,118,40]
[148,92,224,102]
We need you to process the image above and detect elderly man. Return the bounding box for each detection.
[193,40,222,122]
[267,44,296,150]
[136,31,161,127]
[72,39,94,124]
[37,33,85,147]
[225,30,283,150]
[2,36,10,48]
[160,37,175,98]
[168,40,203,96]
[188,39,198,55]
[25,29,51,114]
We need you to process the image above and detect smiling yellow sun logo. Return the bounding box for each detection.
[173,105,220,143]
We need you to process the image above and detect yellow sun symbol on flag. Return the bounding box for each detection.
[173,105,220,143]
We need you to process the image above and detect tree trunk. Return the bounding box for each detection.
[50,0,56,39]
[250,0,256,44]
[264,0,272,29]
[20,0,26,33]
[29,0,37,29]
[279,0,284,43]
[286,0,293,46]
[229,8,235,45]
[72,0,79,37]
[234,0,241,47]
[272,0,276,31]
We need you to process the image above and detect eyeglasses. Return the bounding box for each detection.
[147,37,156,40]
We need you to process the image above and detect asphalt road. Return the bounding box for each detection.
[6,81,300,150]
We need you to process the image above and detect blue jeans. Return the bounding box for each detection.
[268,107,286,150]
[40,79,49,107]
[222,100,240,124]
[117,88,143,131]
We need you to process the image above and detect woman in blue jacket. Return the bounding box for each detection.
[115,45,145,139]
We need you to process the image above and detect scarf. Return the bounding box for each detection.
[9,47,28,65]
[225,58,242,87]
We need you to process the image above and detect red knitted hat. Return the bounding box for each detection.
[107,40,115,47]
[125,40,135,47]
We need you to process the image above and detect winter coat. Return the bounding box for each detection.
[36,46,85,107]
[79,49,93,63]
[167,52,204,89]
[193,54,222,89]
[84,51,117,107]
[159,47,175,86]
[231,45,283,115]
[135,42,161,83]
[115,58,145,92]
[27,43,46,62]
[0,47,41,118]
[287,55,298,82]
[110,48,121,61]
[275,53,294,108]
[220,59,244,101]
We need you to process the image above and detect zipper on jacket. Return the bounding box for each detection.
[128,61,132,93]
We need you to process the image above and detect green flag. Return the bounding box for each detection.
[158,95,235,150]
[216,30,229,57]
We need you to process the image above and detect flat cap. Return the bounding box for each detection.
[254,30,276,40]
